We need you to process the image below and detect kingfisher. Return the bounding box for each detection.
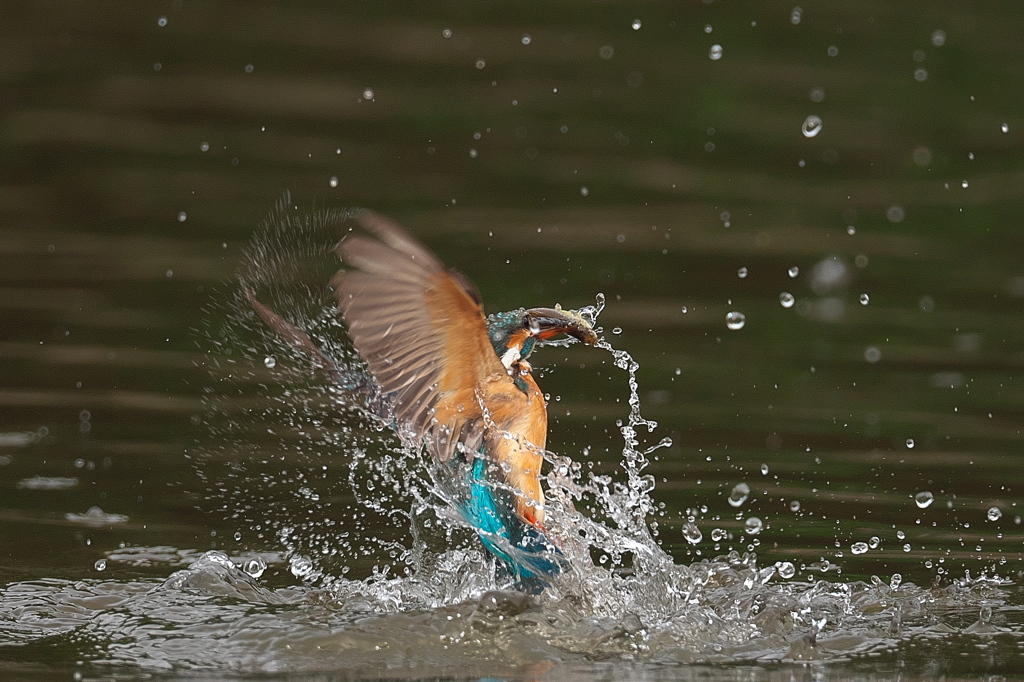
[247,209,598,591]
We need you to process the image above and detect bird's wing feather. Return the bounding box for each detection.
[332,210,509,461]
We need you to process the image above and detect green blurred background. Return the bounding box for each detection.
[3,0,1024,597]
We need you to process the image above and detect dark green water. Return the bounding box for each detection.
[4,1,1024,679]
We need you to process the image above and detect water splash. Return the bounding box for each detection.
[180,200,1024,673]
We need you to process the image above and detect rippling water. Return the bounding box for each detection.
[4,1,1024,680]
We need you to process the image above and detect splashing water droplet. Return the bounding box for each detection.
[521,34,531,45]
[177,211,187,222]
[859,293,870,305]
[779,292,795,308]
[362,88,375,100]
[612,327,623,335]
[711,528,728,542]
[289,555,316,580]
[682,521,703,545]
[869,536,880,549]
[328,176,339,188]
[905,438,915,449]
[760,463,769,475]
[737,266,748,278]
[264,356,276,369]
[580,186,590,197]
[890,574,903,590]
[988,507,1003,521]
[802,115,823,138]
[243,557,267,578]
[728,482,751,507]
[1001,123,1010,133]
[94,559,107,571]
[790,7,802,25]
[709,44,723,60]
[776,561,796,579]
[788,266,799,278]
[914,491,934,508]
[789,500,801,512]
[851,542,869,555]
[680,306,688,314]
[744,517,764,535]
[632,19,642,30]
[726,311,746,330]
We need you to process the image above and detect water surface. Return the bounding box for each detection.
[3,1,1024,679]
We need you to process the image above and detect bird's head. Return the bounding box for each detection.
[486,305,599,371]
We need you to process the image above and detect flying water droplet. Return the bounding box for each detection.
[931,30,946,47]
[760,463,769,475]
[362,88,375,100]
[682,521,703,545]
[776,561,796,579]
[790,7,802,25]
[859,293,870,305]
[726,311,746,330]
[264,356,276,369]
[744,517,763,535]
[869,536,880,549]
[289,555,316,579]
[802,115,822,138]
[988,507,1003,521]
[905,438,915,448]
[711,528,728,542]
[915,491,934,508]
[788,266,799,278]
[1001,123,1009,133]
[779,292,795,308]
[709,44,723,60]
[890,573,903,590]
[851,542,869,555]
[328,176,339,188]
[737,266,748,278]
[632,19,642,30]
[789,500,801,512]
[728,482,750,507]
[243,557,267,578]
[94,559,107,571]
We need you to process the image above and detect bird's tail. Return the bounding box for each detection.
[460,457,566,593]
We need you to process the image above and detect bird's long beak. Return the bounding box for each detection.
[526,307,599,345]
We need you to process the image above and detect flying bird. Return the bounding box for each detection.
[248,210,598,591]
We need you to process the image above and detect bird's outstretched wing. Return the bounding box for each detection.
[331,210,508,462]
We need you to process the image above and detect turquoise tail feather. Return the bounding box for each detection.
[460,457,564,593]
